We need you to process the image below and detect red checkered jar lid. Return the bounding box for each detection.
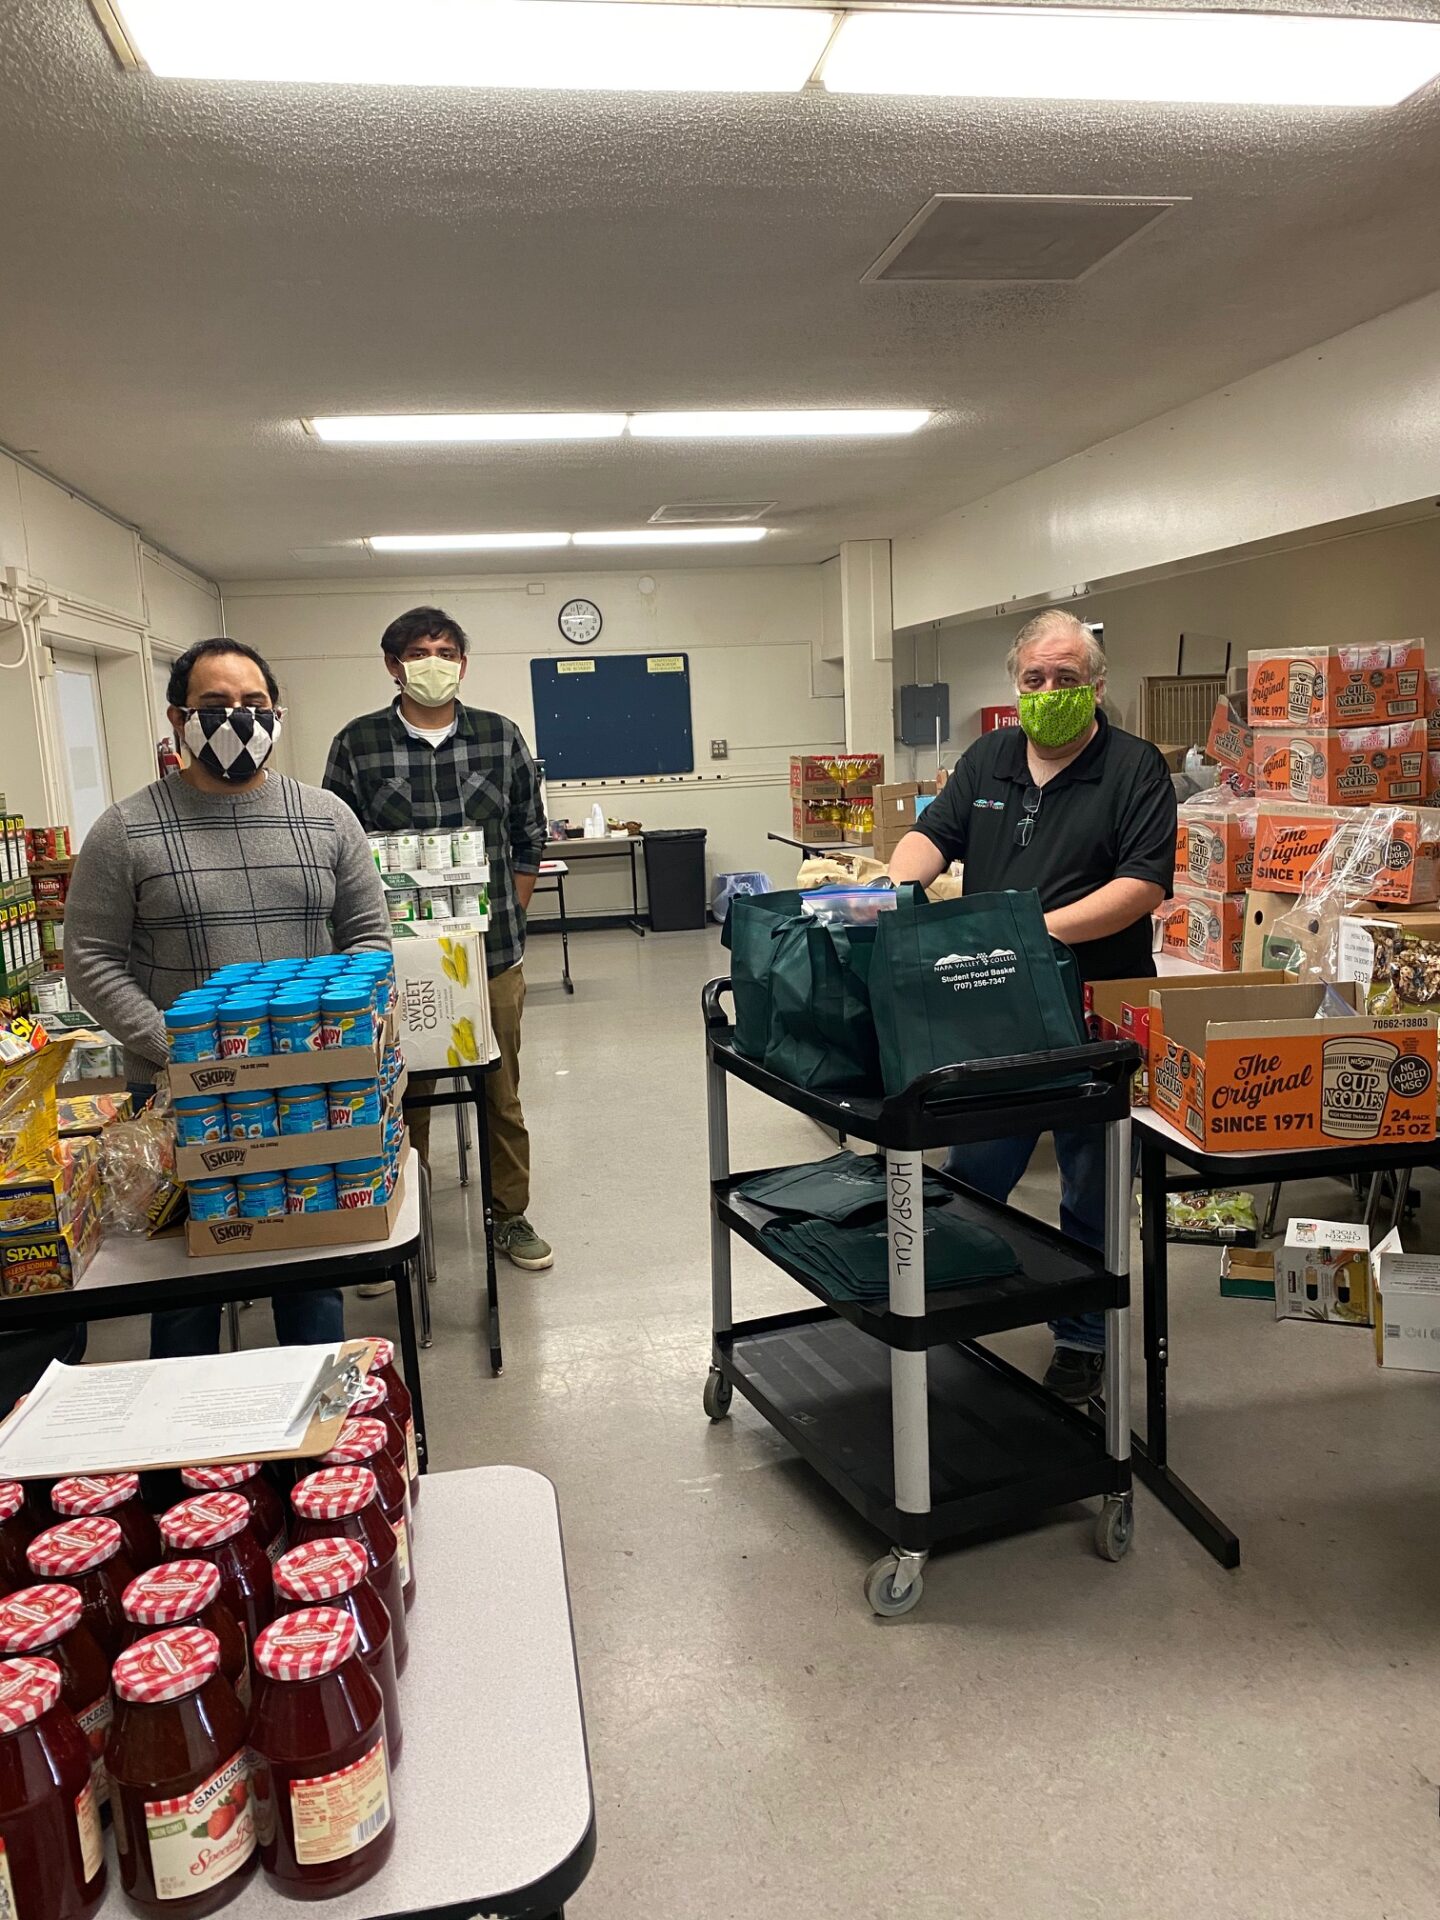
[159,1492,249,1551]
[273,1539,367,1604]
[123,1561,222,1627]
[353,1378,388,1415]
[180,1463,260,1492]
[113,1626,220,1704]
[0,1482,24,1522]
[27,1516,123,1577]
[0,1585,83,1651]
[254,1607,358,1682]
[52,1473,140,1517]
[291,1467,377,1521]
[368,1339,395,1370]
[321,1419,387,1468]
[0,1657,61,1732]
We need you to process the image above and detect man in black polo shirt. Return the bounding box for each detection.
[888,609,1176,1403]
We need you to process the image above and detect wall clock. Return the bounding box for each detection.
[558,598,602,645]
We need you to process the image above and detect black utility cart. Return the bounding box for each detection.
[702,978,1141,1617]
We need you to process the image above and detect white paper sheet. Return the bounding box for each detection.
[0,1345,347,1478]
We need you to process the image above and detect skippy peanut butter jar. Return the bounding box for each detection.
[1146,980,1437,1153]
[1247,642,1425,728]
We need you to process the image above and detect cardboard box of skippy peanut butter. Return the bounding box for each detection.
[1147,980,1437,1153]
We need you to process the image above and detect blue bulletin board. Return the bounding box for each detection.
[530,652,694,780]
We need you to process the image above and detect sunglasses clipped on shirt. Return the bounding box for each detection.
[1014,784,1042,848]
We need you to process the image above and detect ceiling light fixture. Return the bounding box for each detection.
[311,414,625,443]
[367,532,572,551]
[103,0,836,91]
[820,6,1440,108]
[572,528,769,546]
[630,411,931,438]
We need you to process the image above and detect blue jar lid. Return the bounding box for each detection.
[174,1095,220,1111]
[278,1083,326,1100]
[189,1177,235,1192]
[285,1165,335,1180]
[327,1079,376,1094]
[346,953,392,968]
[336,1158,384,1176]
[306,956,351,973]
[271,989,321,1015]
[321,983,371,1011]
[220,992,272,1018]
[236,1172,285,1189]
[227,1089,276,1106]
[166,998,216,1021]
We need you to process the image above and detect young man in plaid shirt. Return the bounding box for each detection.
[324,606,553,1271]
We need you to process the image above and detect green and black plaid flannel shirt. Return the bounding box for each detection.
[323,699,547,978]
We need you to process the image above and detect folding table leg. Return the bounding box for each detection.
[391,1260,429,1474]
[474,1079,503,1376]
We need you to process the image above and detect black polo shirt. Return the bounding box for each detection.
[914,712,1177,982]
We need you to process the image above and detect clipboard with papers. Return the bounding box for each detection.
[0,1340,379,1480]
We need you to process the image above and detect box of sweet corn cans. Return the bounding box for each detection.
[391,933,497,1072]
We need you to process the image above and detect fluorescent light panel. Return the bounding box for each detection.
[572,528,768,546]
[110,0,835,91]
[821,7,1440,108]
[312,414,624,443]
[368,532,571,551]
[631,410,931,438]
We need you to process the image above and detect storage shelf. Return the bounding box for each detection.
[716,1168,1120,1350]
[719,1308,1120,1552]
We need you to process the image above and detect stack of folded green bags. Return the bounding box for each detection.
[735,1152,1019,1305]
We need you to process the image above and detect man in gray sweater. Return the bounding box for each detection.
[65,636,392,1357]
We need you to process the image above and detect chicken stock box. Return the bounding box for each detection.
[1247,643,1424,728]
[1175,809,1255,894]
[1253,805,1440,907]
[391,932,495,1073]
[1274,1218,1372,1326]
[1147,979,1437,1153]
[1256,723,1427,807]
[1159,891,1246,971]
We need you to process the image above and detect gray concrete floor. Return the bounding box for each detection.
[95,927,1440,1917]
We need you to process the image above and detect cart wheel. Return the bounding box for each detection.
[864,1555,924,1618]
[1094,1497,1134,1563]
[703,1369,733,1422]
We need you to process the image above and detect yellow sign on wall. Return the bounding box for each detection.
[557,660,595,675]
[647,656,685,673]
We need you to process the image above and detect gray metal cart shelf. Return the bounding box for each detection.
[702,977,1140,1616]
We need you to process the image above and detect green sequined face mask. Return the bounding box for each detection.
[1017,684,1096,749]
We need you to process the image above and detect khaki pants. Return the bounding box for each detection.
[406,963,530,1218]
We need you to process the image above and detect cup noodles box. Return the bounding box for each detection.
[1253,805,1440,907]
[1247,643,1424,728]
[1087,971,1288,1107]
[1275,1218,1372,1327]
[1159,891,1246,971]
[1205,698,1255,794]
[1255,722,1427,807]
[1174,807,1255,894]
[1147,979,1437,1153]
[1429,672,1440,749]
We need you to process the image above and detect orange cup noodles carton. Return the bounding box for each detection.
[1253,805,1440,908]
[1427,752,1440,807]
[1255,722,1428,808]
[1159,891,1246,971]
[1147,979,1438,1154]
[1428,671,1440,749]
[1175,807,1255,894]
[1247,643,1425,728]
[1205,698,1256,793]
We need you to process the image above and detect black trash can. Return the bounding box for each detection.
[642,829,708,931]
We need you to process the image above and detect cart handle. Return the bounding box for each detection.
[884,1040,1139,1119]
[702,977,734,1032]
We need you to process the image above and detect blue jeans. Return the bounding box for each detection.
[945,1127,1114,1353]
[129,1085,345,1358]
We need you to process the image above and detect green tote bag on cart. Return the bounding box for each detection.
[721,889,808,1060]
[869,885,1086,1097]
[722,892,881,1093]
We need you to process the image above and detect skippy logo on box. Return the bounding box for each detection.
[931,948,1018,992]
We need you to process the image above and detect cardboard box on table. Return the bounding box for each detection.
[1159,891,1246,971]
[1255,722,1427,807]
[1175,808,1255,895]
[1147,978,1438,1154]
[1274,1217,1372,1326]
[391,931,495,1072]
[184,1148,409,1257]
[1247,643,1424,728]
[1336,908,1440,1015]
[1087,971,1287,1107]
[871,782,937,862]
[1220,1246,1275,1301]
[1239,891,1301,972]
[1253,804,1440,907]
[1370,1230,1440,1371]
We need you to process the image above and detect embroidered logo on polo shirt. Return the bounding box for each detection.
[971,797,1005,810]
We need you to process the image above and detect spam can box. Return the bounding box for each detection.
[1148,980,1437,1153]
[1248,643,1424,728]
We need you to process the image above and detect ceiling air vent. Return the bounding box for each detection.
[649,501,775,524]
[862,194,1186,285]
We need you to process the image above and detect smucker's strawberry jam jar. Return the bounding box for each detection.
[179,1465,287,1564]
[107,1627,255,1917]
[0,1482,38,1595]
[366,1339,420,1503]
[158,1495,275,1649]
[122,1562,251,1712]
[352,1376,414,1511]
[248,1607,394,1897]
[0,1586,113,1808]
[26,1518,135,1662]
[288,1469,408,1672]
[272,1539,402,1762]
[0,1655,106,1920]
[51,1475,162,1574]
[319,1419,414,1609]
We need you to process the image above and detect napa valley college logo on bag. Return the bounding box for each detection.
[931,947,1019,993]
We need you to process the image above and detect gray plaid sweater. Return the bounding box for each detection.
[65,774,391,1083]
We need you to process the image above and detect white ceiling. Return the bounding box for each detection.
[2,0,1440,581]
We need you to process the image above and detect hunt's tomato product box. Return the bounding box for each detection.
[1175,806,1255,894]
[1147,979,1437,1153]
[1159,891,1246,971]
[1255,722,1427,807]
[1247,643,1424,728]
[1254,804,1440,907]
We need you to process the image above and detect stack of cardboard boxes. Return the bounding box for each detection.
[0,800,39,1014]
[0,1034,103,1294]
[788,755,884,846]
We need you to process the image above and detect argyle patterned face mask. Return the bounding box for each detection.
[180,706,283,782]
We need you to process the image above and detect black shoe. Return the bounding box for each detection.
[1042,1346,1104,1406]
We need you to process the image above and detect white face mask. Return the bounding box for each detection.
[402,658,461,709]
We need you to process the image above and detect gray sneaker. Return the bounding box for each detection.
[494,1214,553,1271]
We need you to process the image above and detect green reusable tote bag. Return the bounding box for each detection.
[870,885,1086,1096]
[721,890,809,1060]
[763,916,881,1094]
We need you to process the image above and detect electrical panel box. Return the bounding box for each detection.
[898,682,950,748]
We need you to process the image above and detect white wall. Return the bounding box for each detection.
[893,289,1440,632]
[0,450,222,834]
[902,513,1440,755]
[222,566,844,914]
